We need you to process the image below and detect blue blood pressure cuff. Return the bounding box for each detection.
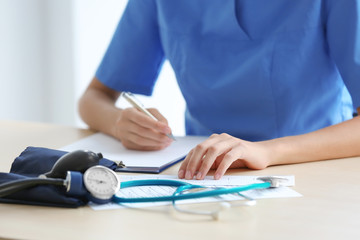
[0,147,117,208]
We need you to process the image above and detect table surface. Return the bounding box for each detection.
[0,120,359,240]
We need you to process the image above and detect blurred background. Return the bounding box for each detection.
[0,0,186,136]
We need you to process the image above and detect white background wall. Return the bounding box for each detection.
[0,0,185,136]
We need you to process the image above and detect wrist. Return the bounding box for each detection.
[110,108,124,139]
[261,137,294,166]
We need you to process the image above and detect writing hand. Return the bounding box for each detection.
[114,107,173,151]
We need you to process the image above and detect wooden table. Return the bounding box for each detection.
[0,120,359,240]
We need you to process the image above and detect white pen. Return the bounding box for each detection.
[121,92,176,141]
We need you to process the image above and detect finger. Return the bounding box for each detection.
[115,108,171,150]
[178,149,194,179]
[184,134,225,180]
[148,108,168,125]
[117,111,170,146]
[127,120,171,143]
[121,137,169,151]
[131,108,171,136]
[123,108,170,141]
[148,108,174,139]
[195,138,235,180]
[126,131,171,149]
[214,147,243,180]
[183,145,208,179]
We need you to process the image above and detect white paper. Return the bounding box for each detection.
[117,174,296,187]
[61,133,207,168]
[89,175,302,210]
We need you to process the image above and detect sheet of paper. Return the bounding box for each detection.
[117,174,296,186]
[61,133,207,168]
[89,175,302,210]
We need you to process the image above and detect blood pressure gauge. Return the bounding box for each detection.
[83,165,120,203]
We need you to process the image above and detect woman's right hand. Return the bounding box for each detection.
[79,77,173,151]
[113,107,173,150]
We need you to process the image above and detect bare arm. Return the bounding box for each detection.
[78,77,173,150]
[179,107,360,180]
[270,107,360,165]
[78,77,121,137]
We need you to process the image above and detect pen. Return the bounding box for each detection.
[121,92,176,141]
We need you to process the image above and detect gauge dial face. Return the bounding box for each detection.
[83,165,120,200]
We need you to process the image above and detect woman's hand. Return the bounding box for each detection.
[114,107,173,151]
[178,133,272,180]
[78,77,174,151]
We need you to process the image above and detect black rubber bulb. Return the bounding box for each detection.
[43,150,103,179]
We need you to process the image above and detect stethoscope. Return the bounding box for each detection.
[0,150,286,219]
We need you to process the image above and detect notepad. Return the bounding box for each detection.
[60,133,207,173]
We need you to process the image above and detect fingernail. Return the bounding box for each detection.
[196,172,202,180]
[185,170,192,180]
[178,170,184,178]
[163,126,171,135]
[214,173,221,180]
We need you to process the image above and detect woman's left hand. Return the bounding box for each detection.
[178,133,273,180]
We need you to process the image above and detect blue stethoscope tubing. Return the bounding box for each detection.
[112,179,271,203]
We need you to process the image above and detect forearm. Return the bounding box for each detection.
[268,112,360,166]
[78,87,121,138]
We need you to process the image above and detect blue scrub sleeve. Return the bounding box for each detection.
[96,0,165,96]
[326,0,360,108]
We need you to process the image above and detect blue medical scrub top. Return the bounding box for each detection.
[96,0,360,141]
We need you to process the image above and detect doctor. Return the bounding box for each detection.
[79,0,360,180]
